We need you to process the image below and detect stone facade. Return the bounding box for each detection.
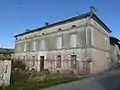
[14,12,111,74]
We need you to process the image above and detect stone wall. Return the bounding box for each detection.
[0,60,11,86]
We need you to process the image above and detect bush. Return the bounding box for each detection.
[10,60,28,84]
[10,70,29,84]
[29,69,51,82]
[11,59,26,70]
[6,77,79,90]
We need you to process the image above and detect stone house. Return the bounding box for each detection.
[14,10,111,74]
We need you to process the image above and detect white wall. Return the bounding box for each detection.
[0,60,11,86]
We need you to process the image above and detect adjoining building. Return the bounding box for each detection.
[14,8,111,74]
[109,36,120,67]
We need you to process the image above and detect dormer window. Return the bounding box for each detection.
[71,25,77,28]
[58,28,62,31]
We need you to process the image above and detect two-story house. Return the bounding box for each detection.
[14,9,111,74]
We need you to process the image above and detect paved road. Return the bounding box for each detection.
[41,69,120,90]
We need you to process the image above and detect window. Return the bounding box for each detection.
[57,37,62,49]
[40,40,45,50]
[56,55,61,68]
[15,43,18,53]
[26,41,30,51]
[16,37,18,40]
[32,56,35,67]
[71,25,77,28]
[70,34,77,47]
[31,40,34,51]
[24,42,26,52]
[23,56,26,60]
[71,55,77,69]
[42,33,45,35]
[18,43,22,52]
[35,39,39,51]
[58,28,62,31]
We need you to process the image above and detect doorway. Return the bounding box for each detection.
[40,56,44,71]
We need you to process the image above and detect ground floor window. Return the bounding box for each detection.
[71,55,77,69]
[32,56,35,67]
[40,56,44,71]
[56,55,61,68]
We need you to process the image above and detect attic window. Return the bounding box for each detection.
[58,28,62,31]
[34,35,36,37]
[71,25,77,28]
[42,33,45,35]
[16,38,18,40]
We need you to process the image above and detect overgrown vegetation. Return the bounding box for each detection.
[11,60,26,70]
[5,77,81,90]
[0,59,84,90]
[10,60,27,84]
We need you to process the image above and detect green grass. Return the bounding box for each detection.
[3,77,83,90]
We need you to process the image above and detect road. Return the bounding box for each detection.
[41,69,120,90]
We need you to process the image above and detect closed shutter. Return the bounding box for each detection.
[57,37,62,49]
[70,34,77,47]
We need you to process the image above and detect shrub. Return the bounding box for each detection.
[10,60,27,84]
[11,59,26,70]
[10,70,29,84]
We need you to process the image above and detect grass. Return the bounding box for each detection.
[2,77,83,90]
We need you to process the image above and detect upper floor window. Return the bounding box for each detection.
[42,33,45,35]
[40,40,45,50]
[16,37,18,40]
[17,43,22,53]
[70,34,77,47]
[24,42,26,52]
[71,25,77,28]
[57,37,62,49]
[30,40,34,51]
[58,28,62,31]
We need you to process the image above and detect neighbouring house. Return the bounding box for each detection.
[110,36,120,67]
[14,7,111,74]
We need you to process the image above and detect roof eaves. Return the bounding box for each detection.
[92,14,112,33]
[14,12,91,37]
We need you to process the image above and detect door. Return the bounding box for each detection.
[40,56,44,71]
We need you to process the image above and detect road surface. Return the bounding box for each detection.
[41,69,120,90]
